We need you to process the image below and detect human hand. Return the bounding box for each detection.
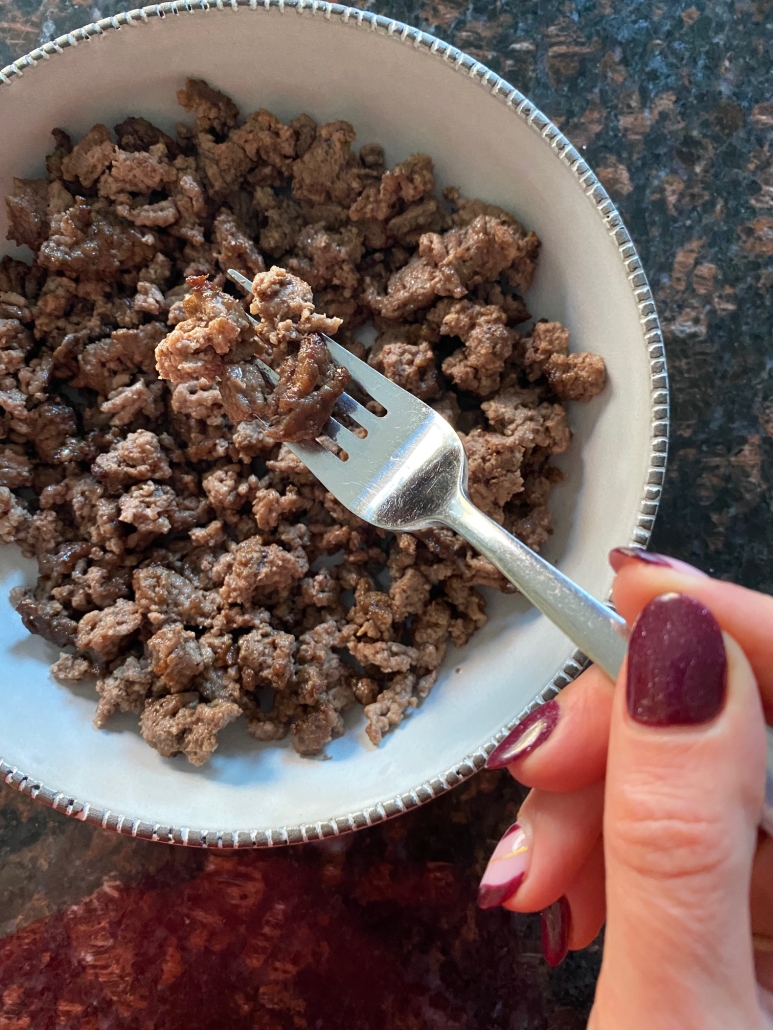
[478,549,773,1029]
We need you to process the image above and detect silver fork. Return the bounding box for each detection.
[229,269,627,679]
[230,269,773,835]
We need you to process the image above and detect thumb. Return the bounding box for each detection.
[591,593,766,1030]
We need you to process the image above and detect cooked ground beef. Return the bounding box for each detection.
[157,269,349,442]
[1,79,605,765]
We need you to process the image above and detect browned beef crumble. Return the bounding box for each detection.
[156,268,350,442]
[1,79,605,765]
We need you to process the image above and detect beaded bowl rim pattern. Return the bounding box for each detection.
[0,0,668,849]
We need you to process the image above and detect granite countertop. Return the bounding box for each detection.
[0,1,771,1027]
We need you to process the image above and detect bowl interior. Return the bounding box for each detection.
[0,7,657,839]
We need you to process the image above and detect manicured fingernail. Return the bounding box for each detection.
[486,701,560,769]
[477,822,530,910]
[627,593,727,726]
[609,547,706,576]
[541,896,571,967]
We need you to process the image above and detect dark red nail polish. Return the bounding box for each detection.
[609,547,676,572]
[609,547,707,577]
[486,701,560,769]
[477,873,526,910]
[477,823,530,910]
[541,896,571,967]
[627,593,727,726]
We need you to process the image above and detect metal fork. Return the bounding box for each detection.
[229,269,627,679]
[230,269,773,835]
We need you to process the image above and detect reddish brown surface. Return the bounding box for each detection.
[0,777,596,1030]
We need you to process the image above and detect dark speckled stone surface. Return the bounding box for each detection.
[0,1,771,1026]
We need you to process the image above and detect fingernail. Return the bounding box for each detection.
[486,701,560,769]
[609,547,706,576]
[541,896,571,967]
[477,822,531,910]
[627,593,727,726]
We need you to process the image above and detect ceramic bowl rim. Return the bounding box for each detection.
[0,0,669,848]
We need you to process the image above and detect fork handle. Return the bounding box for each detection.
[441,491,629,680]
[443,492,773,838]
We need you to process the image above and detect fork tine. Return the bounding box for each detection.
[256,358,278,385]
[227,268,262,331]
[323,337,427,413]
[286,437,353,490]
[228,269,254,294]
[333,389,383,432]
[325,416,369,452]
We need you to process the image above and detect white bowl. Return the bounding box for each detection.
[0,2,667,847]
